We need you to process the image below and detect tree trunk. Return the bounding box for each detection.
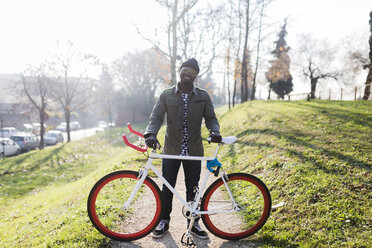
[268,84,271,100]
[362,66,372,100]
[310,77,318,99]
[251,0,264,101]
[39,108,45,149]
[170,0,178,85]
[233,79,237,107]
[241,0,250,103]
[65,108,71,142]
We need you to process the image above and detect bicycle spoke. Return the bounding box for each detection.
[88,171,162,241]
[201,173,271,240]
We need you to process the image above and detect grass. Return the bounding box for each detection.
[0,100,371,247]
[0,124,148,247]
[202,100,371,247]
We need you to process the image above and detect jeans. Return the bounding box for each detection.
[161,158,201,221]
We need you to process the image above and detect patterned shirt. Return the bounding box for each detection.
[180,93,189,156]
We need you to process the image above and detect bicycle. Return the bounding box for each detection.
[87,123,271,246]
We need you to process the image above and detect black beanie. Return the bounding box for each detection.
[180,58,200,74]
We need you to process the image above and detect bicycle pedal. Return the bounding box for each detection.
[181,233,195,247]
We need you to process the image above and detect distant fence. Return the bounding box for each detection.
[287,86,371,101]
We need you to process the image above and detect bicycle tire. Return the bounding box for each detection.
[87,170,163,241]
[201,173,271,240]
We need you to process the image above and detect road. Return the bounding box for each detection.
[61,128,100,142]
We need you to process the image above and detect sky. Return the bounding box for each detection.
[0,0,371,98]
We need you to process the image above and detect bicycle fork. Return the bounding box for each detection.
[122,169,148,210]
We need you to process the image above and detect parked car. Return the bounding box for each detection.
[56,122,67,132]
[70,121,81,130]
[0,138,21,157]
[10,133,39,152]
[98,121,108,129]
[56,122,81,132]
[20,123,33,133]
[44,130,64,145]
[31,123,47,136]
[0,127,18,138]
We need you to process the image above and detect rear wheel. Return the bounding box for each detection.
[201,173,271,240]
[87,170,163,241]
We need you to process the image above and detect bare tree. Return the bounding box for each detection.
[297,35,339,99]
[137,0,198,85]
[137,0,224,87]
[18,64,53,149]
[222,0,275,104]
[361,11,372,100]
[178,4,225,79]
[96,65,116,125]
[251,0,265,100]
[52,41,97,142]
[113,49,169,123]
[240,0,251,103]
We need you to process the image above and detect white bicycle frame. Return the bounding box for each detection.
[123,140,239,219]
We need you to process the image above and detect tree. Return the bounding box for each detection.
[251,0,265,100]
[19,64,53,149]
[138,0,197,85]
[240,0,250,103]
[296,35,338,99]
[266,21,293,99]
[52,41,97,142]
[138,0,223,86]
[362,11,372,100]
[222,0,274,104]
[113,49,169,123]
[95,65,116,125]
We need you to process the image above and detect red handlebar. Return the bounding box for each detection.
[122,123,148,152]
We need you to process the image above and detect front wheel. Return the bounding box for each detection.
[201,173,271,240]
[87,170,163,241]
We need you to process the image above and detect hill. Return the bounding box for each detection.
[0,100,371,247]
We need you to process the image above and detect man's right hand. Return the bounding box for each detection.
[145,134,159,149]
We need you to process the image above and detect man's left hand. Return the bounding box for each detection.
[209,132,222,143]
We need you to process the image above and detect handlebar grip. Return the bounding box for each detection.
[122,123,148,152]
[122,134,148,152]
[127,123,144,138]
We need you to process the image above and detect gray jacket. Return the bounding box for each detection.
[144,84,220,156]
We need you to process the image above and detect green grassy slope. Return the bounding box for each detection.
[0,101,371,247]
[207,100,371,247]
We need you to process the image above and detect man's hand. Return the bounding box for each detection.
[209,132,222,143]
[145,134,159,149]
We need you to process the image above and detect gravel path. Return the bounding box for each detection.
[109,166,260,248]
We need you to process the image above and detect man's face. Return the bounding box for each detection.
[180,67,198,85]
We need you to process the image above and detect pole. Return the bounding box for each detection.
[329,89,331,100]
[1,117,4,159]
[354,86,357,101]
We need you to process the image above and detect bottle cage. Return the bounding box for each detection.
[207,158,222,176]
[122,123,148,152]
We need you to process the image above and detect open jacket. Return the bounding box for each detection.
[144,84,220,156]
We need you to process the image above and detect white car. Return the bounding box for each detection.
[98,121,108,129]
[0,127,18,138]
[0,138,21,157]
[70,121,81,130]
[44,130,64,145]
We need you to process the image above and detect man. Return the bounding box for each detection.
[144,58,221,239]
